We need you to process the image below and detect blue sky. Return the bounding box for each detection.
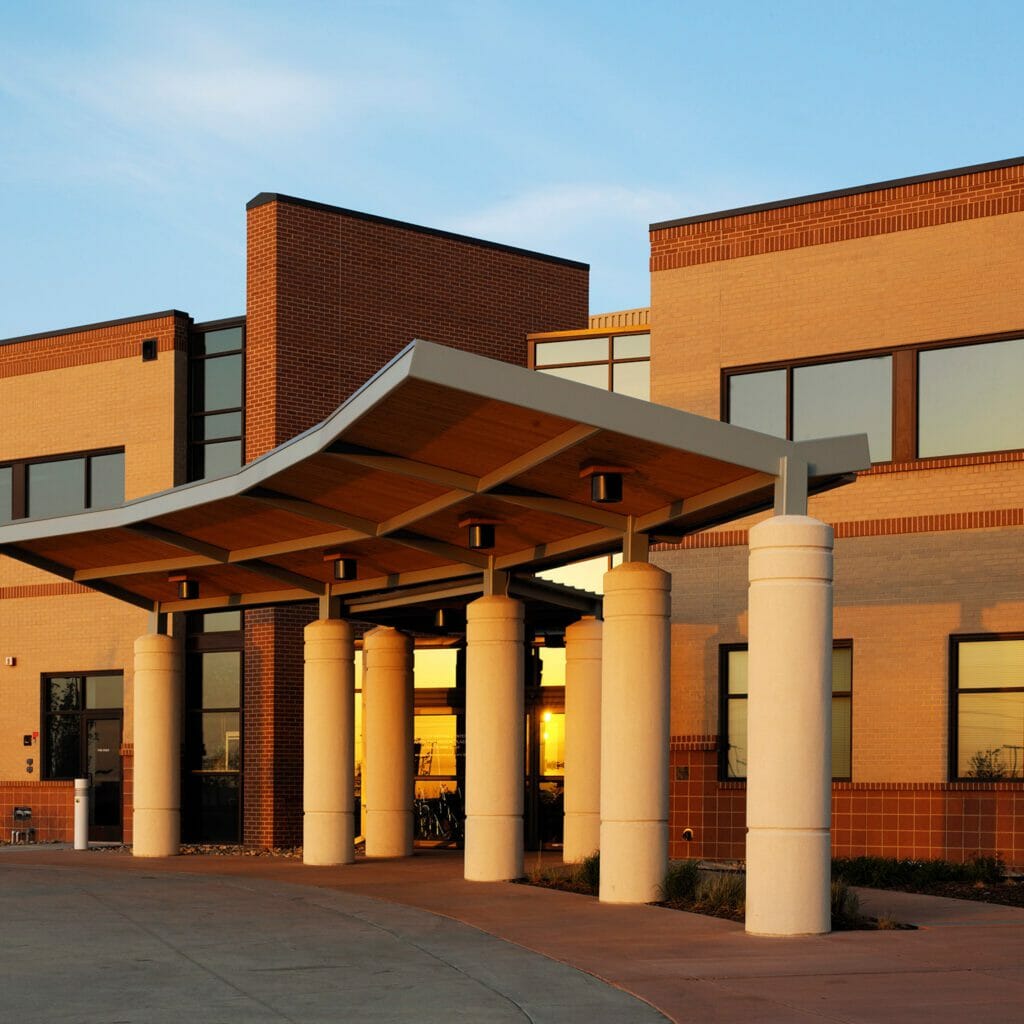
[2,0,1023,338]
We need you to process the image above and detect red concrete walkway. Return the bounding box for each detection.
[7,846,1024,1023]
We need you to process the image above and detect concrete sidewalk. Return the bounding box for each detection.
[4,846,1024,1023]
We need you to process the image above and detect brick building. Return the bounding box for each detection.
[3,158,1023,876]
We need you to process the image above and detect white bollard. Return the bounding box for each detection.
[74,778,89,850]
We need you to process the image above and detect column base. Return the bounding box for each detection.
[364,810,413,858]
[563,812,600,864]
[131,809,179,858]
[464,815,523,881]
[746,827,831,936]
[599,819,666,904]
[303,811,355,866]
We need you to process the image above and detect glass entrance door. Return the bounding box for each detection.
[86,717,122,841]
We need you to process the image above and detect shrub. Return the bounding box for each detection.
[660,859,700,903]
[693,871,745,915]
[830,880,861,927]
[572,852,600,894]
[833,855,1006,890]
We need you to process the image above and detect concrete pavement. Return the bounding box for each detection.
[3,846,1023,1023]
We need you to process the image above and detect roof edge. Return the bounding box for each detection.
[650,155,1024,232]
[246,192,589,270]
[0,309,191,348]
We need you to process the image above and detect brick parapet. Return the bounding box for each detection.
[651,162,1024,270]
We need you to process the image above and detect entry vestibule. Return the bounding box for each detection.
[1,340,867,935]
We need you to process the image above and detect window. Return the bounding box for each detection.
[189,322,244,481]
[42,673,124,840]
[919,338,1024,458]
[725,333,1024,465]
[951,636,1024,781]
[532,331,651,400]
[0,449,125,521]
[720,643,852,780]
[727,356,892,462]
[183,612,243,842]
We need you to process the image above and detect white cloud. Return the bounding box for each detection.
[449,183,688,257]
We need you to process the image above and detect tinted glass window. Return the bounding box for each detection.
[728,369,787,437]
[48,677,81,712]
[47,715,80,778]
[793,356,892,461]
[195,441,243,479]
[613,333,650,359]
[200,651,242,708]
[89,452,125,509]
[195,327,243,355]
[534,337,609,366]
[541,364,609,390]
[612,361,650,400]
[27,458,86,518]
[413,648,457,689]
[202,611,243,632]
[918,338,1024,458]
[86,675,124,709]
[195,412,243,441]
[195,355,243,411]
[0,466,11,523]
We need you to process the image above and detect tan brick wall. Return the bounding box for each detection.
[0,313,186,788]
[651,212,1024,419]
[658,527,1024,785]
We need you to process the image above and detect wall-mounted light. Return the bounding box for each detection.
[579,463,633,505]
[433,608,449,629]
[324,551,357,581]
[169,574,199,600]
[459,516,500,550]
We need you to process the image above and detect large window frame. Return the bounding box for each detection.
[0,447,125,522]
[188,318,245,482]
[719,641,853,782]
[722,329,1024,466]
[528,327,651,400]
[949,633,1024,783]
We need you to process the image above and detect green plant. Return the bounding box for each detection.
[830,880,861,927]
[660,859,700,903]
[966,748,1008,780]
[572,852,600,894]
[693,871,745,915]
[832,854,1006,890]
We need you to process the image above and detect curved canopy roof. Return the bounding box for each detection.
[0,340,870,617]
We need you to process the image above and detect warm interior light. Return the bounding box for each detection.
[169,575,199,600]
[467,523,495,550]
[591,471,623,504]
[542,710,552,722]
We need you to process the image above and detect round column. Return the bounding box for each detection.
[600,562,670,903]
[133,633,182,858]
[563,615,602,864]
[363,627,414,858]
[746,515,833,936]
[465,595,524,881]
[303,619,355,866]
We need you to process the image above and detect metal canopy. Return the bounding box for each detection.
[0,340,870,616]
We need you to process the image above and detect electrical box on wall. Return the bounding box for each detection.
[4,656,15,667]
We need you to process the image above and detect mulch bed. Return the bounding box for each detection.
[879,878,1024,909]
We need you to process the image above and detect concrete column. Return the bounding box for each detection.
[600,562,670,903]
[133,633,182,857]
[563,615,602,864]
[465,595,524,881]
[363,627,414,858]
[303,619,355,866]
[746,515,833,936]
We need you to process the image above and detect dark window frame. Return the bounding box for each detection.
[718,640,853,782]
[949,633,1024,783]
[188,319,246,482]
[40,670,124,781]
[722,328,1024,466]
[0,447,125,521]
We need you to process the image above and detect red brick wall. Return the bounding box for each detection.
[669,742,1024,868]
[245,195,589,458]
[651,161,1024,271]
[0,780,73,842]
[243,603,316,848]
